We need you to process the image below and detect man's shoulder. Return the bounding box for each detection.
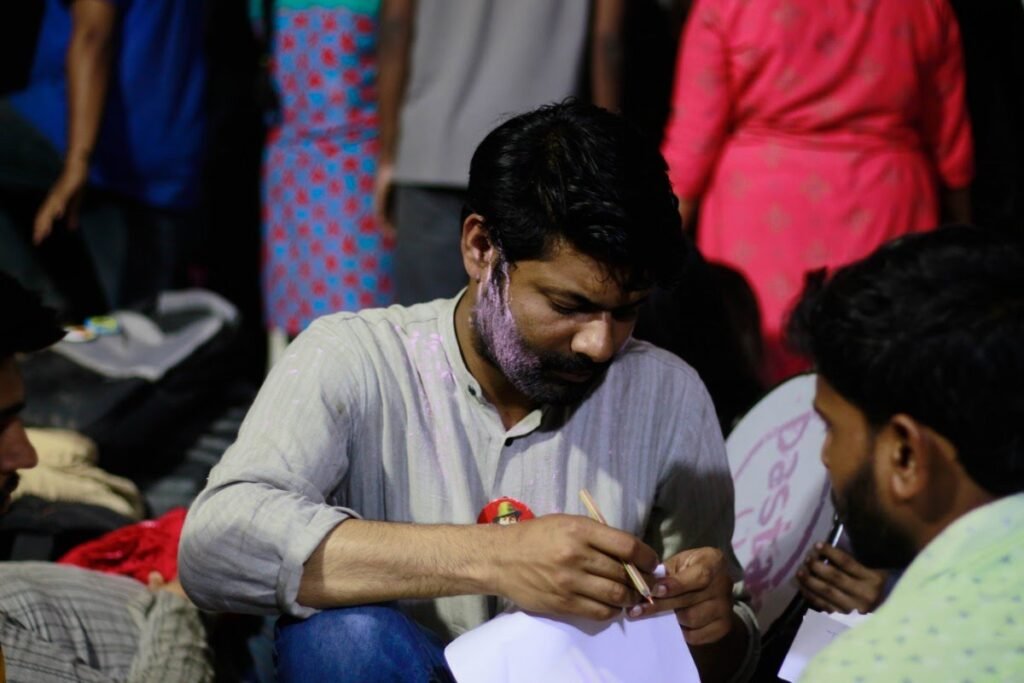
[0,561,143,603]
[804,559,1024,682]
[611,338,705,388]
[597,339,715,419]
[307,298,451,345]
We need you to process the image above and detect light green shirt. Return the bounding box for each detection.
[801,493,1024,683]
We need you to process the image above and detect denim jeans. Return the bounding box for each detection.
[275,604,456,683]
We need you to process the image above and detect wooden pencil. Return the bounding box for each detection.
[579,488,655,605]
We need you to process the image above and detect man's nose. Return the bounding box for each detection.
[0,419,39,474]
[571,314,618,365]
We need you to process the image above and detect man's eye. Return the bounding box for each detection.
[550,303,578,315]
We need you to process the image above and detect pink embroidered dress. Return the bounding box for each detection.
[662,0,973,382]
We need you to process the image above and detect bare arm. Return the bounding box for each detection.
[298,514,660,621]
[34,0,116,244]
[373,0,415,233]
[589,0,625,112]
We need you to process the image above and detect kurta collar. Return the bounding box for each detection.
[437,289,546,436]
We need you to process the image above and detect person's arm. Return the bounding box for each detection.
[589,0,625,112]
[373,0,415,235]
[299,514,658,619]
[796,544,889,614]
[178,322,656,619]
[922,1,973,222]
[661,0,732,239]
[33,0,117,245]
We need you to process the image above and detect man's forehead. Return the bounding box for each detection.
[512,243,649,307]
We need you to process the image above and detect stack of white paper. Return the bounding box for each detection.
[445,608,700,683]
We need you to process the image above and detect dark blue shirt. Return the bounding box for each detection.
[9,0,206,210]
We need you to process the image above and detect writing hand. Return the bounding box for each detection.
[491,514,658,621]
[797,543,888,614]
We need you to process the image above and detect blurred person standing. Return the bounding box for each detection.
[662,0,973,383]
[257,0,394,340]
[376,0,625,305]
[0,0,207,313]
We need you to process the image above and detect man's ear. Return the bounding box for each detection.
[461,213,497,282]
[883,414,933,505]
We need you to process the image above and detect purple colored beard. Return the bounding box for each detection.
[470,259,607,406]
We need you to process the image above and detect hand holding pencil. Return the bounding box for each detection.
[579,489,654,606]
[486,508,659,621]
[574,491,738,646]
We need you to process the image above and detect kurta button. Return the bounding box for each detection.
[469,387,476,395]
[504,438,513,447]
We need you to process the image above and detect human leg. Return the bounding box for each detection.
[393,185,468,306]
[78,198,198,309]
[275,604,454,683]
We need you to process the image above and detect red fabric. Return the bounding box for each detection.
[662,0,973,382]
[57,507,187,584]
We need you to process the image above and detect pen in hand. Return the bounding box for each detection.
[579,488,655,605]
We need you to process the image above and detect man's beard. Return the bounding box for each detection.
[833,457,917,570]
[0,473,19,514]
[471,260,609,406]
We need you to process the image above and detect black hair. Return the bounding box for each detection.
[464,99,689,290]
[0,272,64,359]
[787,225,1024,495]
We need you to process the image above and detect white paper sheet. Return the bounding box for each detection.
[444,606,699,683]
[777,609,870,682]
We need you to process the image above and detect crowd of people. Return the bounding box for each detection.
[1,1,1023,682]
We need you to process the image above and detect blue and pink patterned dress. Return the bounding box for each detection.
[258,0,392,335]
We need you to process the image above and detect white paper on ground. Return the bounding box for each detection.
[445,607,699,683]
[777,609,870,682]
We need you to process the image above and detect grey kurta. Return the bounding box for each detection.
[179,293,757,654]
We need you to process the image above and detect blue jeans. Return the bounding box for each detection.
[275,605,456,683]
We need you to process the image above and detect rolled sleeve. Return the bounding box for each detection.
[179,321,364,616]
[276,504,358,618]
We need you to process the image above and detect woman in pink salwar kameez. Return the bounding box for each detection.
[662,0,973,383]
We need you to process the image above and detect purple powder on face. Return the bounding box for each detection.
[470,258,606,406]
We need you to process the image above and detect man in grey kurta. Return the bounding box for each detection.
[180,101,758,682]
